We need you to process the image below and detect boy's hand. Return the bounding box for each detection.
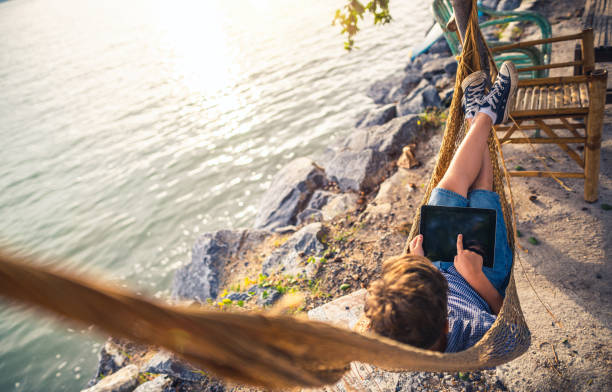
[409,234,424,256]
[454,234,483,279]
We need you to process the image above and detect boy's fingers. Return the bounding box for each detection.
[456,234,463,254]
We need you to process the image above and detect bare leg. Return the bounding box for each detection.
[471,146,493,191]
[437,112,493,198]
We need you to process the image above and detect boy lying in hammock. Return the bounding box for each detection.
[364,61,518,353]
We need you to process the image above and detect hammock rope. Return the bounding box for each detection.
[0,0,530,389]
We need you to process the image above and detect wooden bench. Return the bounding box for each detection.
[492,29,608,202]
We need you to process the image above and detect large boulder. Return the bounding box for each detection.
[320,193,358,221]
[421,56,458,80]
[397,80,441,116]
[357,103,397,128]
[142,352,206,383]
[296,190,335,225]
[325,149,385,192]
[385,71,422,103]
[87,340,128,388]
[425,37,453,57]
[81,365,139,392]
[172,229,270,302]
[254,157,328,230]
[365,72,403,104]
[132,376,172,392]
[262,222,325,277]
[326,115,421,192]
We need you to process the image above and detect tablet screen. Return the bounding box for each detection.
[419,205,496,268]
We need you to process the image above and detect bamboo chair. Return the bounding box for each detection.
[493,29,608,202]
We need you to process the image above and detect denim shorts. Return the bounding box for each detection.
[427,187,513,296]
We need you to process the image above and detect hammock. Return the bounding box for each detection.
[0,1,530,389]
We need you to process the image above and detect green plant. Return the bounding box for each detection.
[332,0,391,50]
[418,108,448,128]
[601,203,612,211]
[340,283,351,291]
[528,237,539,245]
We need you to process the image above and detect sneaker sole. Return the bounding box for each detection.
[461,70,487,92]
[500,62,518,124]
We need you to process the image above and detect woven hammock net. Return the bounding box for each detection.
[0,1,530,389]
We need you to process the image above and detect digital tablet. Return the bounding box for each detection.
[419,205,496,268]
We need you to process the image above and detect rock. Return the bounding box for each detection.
[81,364,139,392]
[326,115,420,191]
[435,74,454,91]
[87,340,126,387]
[321,193,358,221]
[133,375,172,392]
[325,149,385,192]
[306,190,335,210]
[397,80,441,116]
[411,53,441,70]
[143,352,206,383]
[385,71,422,103]
[440,87,455,107]
[226,292,249,302]
[308,289,367,329]
[258,287,282,306]
[296,208,323,225]
[262,222,325,277]
[421,56,458,80]
[172,229,270,302]
[354,109,369,127]
[273,225,298,235]
[497,0,520,11]
[366,72,403,104]
[296,190,335,225]
[357,103,397,128]
[425,37,452,57]
[254,157,328,230]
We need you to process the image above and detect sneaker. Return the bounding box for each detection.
[478,61,518,125]
[461,70,488,120]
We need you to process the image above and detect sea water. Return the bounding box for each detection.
[0,0,433,389]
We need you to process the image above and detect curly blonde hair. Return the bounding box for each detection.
[364,254,447,349]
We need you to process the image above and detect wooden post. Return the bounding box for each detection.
[450,0,490,74]
[582,29,595,74]
[584,69,607,202]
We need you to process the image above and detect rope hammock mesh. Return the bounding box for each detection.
[0,0,530,389]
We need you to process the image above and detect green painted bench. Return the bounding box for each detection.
[433,0,552,78]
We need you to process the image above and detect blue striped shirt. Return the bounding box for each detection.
[441,266,496,352]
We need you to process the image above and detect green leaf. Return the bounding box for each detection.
[528,237,539,245]
[340,283,351,291]
[458,372,469,381]
[514,165,525,171]
[601,203,612,211]
[237,300,245,307]
[222,298,232,305]
[516,230,523,238]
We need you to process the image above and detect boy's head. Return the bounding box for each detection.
[364,254,448,350]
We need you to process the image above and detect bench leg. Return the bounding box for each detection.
[584,69,608,202]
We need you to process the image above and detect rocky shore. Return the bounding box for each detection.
[82,1,612,391]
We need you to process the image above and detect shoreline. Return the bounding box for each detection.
[82,1,612,391]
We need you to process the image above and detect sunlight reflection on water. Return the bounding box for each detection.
[0,0,434,390]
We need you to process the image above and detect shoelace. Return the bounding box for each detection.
[485,74,509,111]
[464,80,486,114]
